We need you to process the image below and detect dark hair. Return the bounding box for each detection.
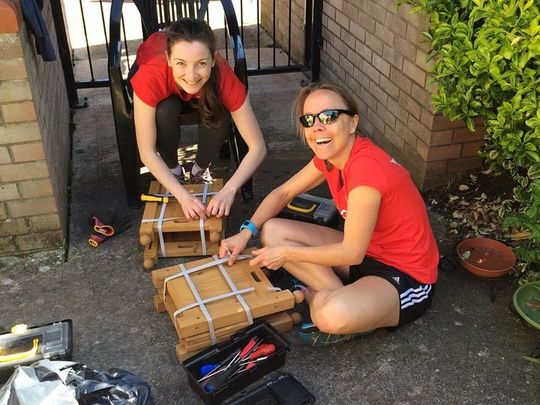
[293,82,360,139]
[167,18,225,128]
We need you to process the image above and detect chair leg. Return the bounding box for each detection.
[116,124,142,208]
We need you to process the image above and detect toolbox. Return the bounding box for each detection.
[0,320,73,383]
[183,320,290,405]
[139,180,224,270]
[224,373,315,405]
[279,193,339,228]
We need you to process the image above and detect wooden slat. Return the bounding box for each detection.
[175,311,293,362]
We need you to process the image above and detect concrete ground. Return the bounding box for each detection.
[1,70,539,404]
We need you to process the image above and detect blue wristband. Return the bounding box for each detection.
[239,219,258,238]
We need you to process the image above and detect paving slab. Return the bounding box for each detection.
[1,72,538,404]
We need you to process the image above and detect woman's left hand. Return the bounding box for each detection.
[206,186,237,217]
[250,246,288,270]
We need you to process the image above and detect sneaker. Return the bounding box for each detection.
[298,321,374,347]
[190,167,213,184]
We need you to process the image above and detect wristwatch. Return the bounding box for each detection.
[239,219,258,238]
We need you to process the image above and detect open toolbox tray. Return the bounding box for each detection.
[0,319,73,383]
[183,320,290,405]
[224,373,315,405]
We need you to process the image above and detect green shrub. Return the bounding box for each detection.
[399,0,540,283]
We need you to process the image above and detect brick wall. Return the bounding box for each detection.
[0,0,70,255]
[261,0,484,189]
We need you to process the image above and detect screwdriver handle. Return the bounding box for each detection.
[141,194,169,203]
[249,343,275,360]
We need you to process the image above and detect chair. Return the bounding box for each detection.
[108,0,251,208]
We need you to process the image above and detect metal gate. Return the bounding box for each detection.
[50,0,322,108]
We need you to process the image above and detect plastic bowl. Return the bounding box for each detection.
[512,280,540,331]
[456,237,515,278]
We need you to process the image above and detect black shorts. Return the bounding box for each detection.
[349,257,435,327]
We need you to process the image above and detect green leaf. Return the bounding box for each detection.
[528,163,540,179]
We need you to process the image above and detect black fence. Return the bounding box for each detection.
[50,0,322,108]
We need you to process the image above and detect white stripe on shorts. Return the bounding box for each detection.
[400,284,432,310]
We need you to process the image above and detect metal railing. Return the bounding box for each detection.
[50,0,322,108]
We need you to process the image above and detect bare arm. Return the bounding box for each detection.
[219,161,326,263]
[206,96,267,217]
[133,93,206,219]
[250,186,381,269]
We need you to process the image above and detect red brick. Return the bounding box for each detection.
[358,11,376,33]
[403,59,426,86]
[461,140,484,157]
[375,21,393,47]
[396,118,417,148]
[399,92,421,119]
[420,108,434,129]
[377,101,396,130]
[432,114,465,131]
[427,144,462,162]
[425,160,448,176]
[430,130,453,146]
[384,126,404,151]
[416,140,429,160]
[372,53,390,77]
[390,67,412,93]
[383,44,403,70]
[0,161,49,182]
[349,20,365,41]
[446,156,483,172]
[365,32,383,55]
[453,126,485,143]
[1,101,36,123]
[367,1,387,24]
[6,196,57,217]
[380,75,400,101]
[0,0,21,33]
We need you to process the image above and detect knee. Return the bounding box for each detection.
[259,218,285,246]
[313,296,354,334]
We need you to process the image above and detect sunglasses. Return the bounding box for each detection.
[299,109,354,128]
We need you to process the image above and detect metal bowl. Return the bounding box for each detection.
[456,237,515,278]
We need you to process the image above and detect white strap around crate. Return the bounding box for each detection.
[164,255,256,345]
[141,185,218,257]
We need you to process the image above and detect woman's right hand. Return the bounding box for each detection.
[177,192,207,220]
[219,231,251,265]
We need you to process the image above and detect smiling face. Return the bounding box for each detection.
[302,89,359,168]
[167,40,214,95]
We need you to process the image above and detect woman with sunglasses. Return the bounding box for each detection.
[131,18,265,220]
[220,82,439,345]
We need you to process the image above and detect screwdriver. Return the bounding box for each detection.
[140,193,173,203]
[203,337,260,393]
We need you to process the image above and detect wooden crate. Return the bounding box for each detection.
[151,256,295,354]
[139,180,224,270]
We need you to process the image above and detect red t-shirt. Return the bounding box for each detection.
[130,31,246,110]
[313,137,439,284]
